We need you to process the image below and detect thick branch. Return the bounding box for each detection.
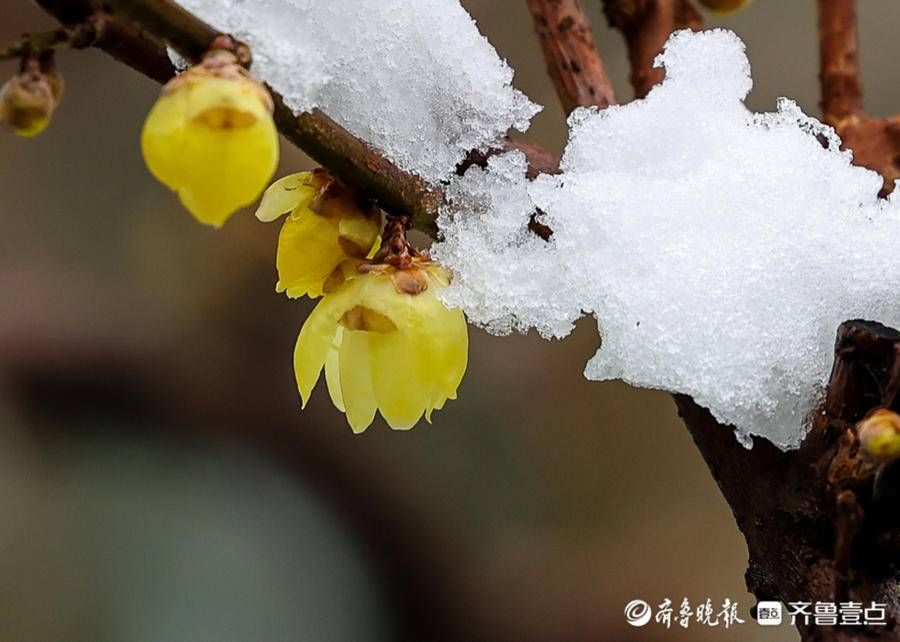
[526,0,616,114]
[677,320,900,641]
[602,0,702,99]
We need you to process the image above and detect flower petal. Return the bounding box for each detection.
[142,77,278,227]
[404,283,468,421]
[337,215,381,259]
[339,329,378,433]
[294,286,354,407]
[255,172,319,222]
[141,87,188,191]
[276,208,345,298]
[324,326,345,412]
[369,330,428,430]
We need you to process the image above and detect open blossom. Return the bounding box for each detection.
[141,49,278,227]
[294,260,468,432]
[255,170,381,298]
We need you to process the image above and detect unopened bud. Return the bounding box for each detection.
[141,43,277,227]
[697,0,753,15]
[0,52,63,138]
[858,408,900,463]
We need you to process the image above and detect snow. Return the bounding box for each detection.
[437,152,582,339]
[172,0,539,182]
[435,29,900,450]
[166,47,190,72]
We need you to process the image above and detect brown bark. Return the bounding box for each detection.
[526,0,616,114]
[602,0,702,99]
[818,0,862,122]
[677,320,900,641]
[818,0,900,195]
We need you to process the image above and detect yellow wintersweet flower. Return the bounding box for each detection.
[294,260,468,432]
[255,170,381,298]
[141,49,278,227]
[697,0,752,14]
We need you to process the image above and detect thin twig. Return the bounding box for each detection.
[526,0,616,114]
[0,23,98,61]
[817,0,900,195]
[818,0,862,124]
[602,0,702,99]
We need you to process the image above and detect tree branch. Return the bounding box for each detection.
[677,320,900,641]
[818,0,862,123]
[28,0,478,232]
[602,0,702,99]
[526,0,616,114]
[0,23,100,62]
[817,0,900,196]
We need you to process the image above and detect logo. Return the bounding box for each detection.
[624,599,652,627]
[756,601,783,626]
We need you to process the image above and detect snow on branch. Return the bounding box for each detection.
[435,29,900,450]
[28,0,898,453]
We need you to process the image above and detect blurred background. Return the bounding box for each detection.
[2,1,899,640]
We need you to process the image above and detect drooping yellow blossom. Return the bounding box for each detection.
[294,260,468,432]
[0,54,63,138]
[858,408,900,462]
[697,0,752,14]
[255,170,381,298]
[141,49,278,227]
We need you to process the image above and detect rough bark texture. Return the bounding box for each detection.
[527,0,616,114]
[818,0,900,195]
[602,0,702,98]
[677,320,900,641]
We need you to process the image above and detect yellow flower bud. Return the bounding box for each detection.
[255,170,381,298]
[141,50,278,227]
[0,54,63,138]
[697,0,752,14]
[294,260,468,432]
[858,408,900,463]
